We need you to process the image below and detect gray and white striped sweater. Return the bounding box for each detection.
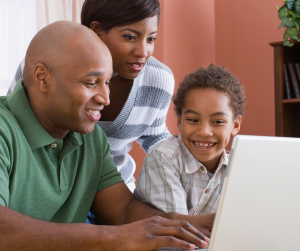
[8,56,175,185]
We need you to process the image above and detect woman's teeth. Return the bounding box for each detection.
[88,110,99,116]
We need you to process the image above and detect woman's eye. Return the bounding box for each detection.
[148,37,156,43]
[123,35,136,41]
[187,119,198,123]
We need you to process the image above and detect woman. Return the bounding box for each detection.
[8,0,174,192]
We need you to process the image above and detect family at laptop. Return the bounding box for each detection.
[0,0,247,250]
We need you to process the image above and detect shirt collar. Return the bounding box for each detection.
[177,134,228,174]
[7,79,83,150]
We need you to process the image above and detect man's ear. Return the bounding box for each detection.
[90,21,105,39]
[231,115,242,136]
[177,116,182,132]
[33,63,50,93]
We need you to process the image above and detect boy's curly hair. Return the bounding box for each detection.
[173,64,246,118]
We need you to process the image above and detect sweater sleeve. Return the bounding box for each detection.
[7,58,25,95]
[136,124,171,154]
[135,57,175,154]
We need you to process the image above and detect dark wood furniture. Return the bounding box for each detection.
[270,41,300,137]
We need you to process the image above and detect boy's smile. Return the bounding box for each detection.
[177,88,241,173]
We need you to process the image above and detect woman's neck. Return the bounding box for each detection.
[100,74,134,121]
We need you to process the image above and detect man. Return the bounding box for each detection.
[0,21,213,250]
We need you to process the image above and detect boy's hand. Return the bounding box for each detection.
[191,213,215,237]
[166,213,215,238]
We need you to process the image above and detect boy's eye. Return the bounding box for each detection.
[213,120,225,124]
[123,35,136,41]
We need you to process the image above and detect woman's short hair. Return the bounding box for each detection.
[81,0,160,32]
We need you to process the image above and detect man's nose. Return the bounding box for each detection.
[94,84,110,106]
[133,41,148,58]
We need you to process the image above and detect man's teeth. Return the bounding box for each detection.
[132,64,140,67]
[88,110,99,116]
[195,142,214,147]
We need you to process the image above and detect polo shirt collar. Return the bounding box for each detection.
[6,79,65,150]
[177,134,228,174]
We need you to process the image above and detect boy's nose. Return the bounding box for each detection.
[196,125,213,137]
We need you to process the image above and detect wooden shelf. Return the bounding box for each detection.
[270,41,300,137]
[282,98,300,103]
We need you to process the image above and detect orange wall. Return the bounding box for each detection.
[132,0,284,181]
[215,0,283,137]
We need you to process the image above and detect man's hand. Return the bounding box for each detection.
[112,216,210,251]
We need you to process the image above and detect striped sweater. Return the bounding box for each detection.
[8,56,175,185]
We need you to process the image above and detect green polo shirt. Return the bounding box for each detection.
[0,79,123,223]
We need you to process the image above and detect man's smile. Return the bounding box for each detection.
[85,109,101,121]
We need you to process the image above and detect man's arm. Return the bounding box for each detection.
[0,201,208,251]
[91,182,213,249]
[0,205,118,251]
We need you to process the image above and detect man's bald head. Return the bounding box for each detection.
[23,20,110,85]
[22,20,113,139]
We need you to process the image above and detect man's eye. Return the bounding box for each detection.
[105,80,111,86]
[123,35,136,41]
[84,82,96,87]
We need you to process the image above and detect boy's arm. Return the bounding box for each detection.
[134,150,189,214]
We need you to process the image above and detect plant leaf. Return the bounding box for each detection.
[289,11,297,19]
[286,27,298,36]
[284,32,289,40]
[283,40,292,46]
[296,0,300,12]
[278,21,285,29]
[283,16,296,27]
[287,0,296,10]
[279,7,289,19]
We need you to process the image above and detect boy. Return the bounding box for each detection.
[134,64,246,215]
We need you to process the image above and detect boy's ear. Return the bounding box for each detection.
[231,115,242,136]
[33,63,51,93]
[90,21,105,39]
[177,116,182,132]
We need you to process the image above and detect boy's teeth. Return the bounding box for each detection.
[195,142,214,148]
[88,110,99,116]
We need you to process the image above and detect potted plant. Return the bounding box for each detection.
[278,0,300,46]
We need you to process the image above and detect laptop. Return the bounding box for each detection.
[154,135,300,251]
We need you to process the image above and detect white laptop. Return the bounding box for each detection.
[154,135,300,251]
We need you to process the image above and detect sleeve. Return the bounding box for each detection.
[136,69,175,154]
[134,150,189,215]
[136,124,171,154]
[7,58,25,95]
[96,131,124,193]
[0,136,11,207]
